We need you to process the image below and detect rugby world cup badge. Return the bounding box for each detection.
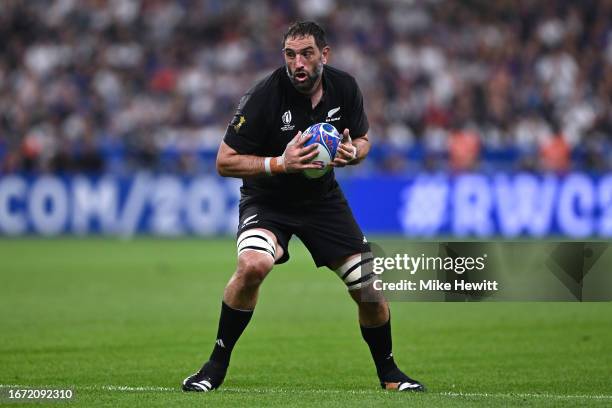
[281,110,295,131]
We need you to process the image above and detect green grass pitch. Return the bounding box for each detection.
[0,238,611,407]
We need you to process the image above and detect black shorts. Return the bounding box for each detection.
[237,189,370,267]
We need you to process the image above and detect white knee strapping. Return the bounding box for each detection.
[334,253,374,290]
[237,229,276,260]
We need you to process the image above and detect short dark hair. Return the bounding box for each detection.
[283,21,327,51]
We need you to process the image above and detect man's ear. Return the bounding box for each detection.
[321,46,330,64]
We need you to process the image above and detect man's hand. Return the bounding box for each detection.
[331,128,358,167]
[281,131,326,173]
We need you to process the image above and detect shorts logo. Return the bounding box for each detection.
[242,214,259,227]
[281,110,295,131]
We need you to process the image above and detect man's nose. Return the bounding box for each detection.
[295,54,305,69]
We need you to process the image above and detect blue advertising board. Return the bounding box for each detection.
[0,173,611,237]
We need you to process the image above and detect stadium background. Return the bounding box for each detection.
[1,1,611,406]
[1,0,612,237]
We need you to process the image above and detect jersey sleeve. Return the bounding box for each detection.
[223,89,267,155]
[348,78,369,139]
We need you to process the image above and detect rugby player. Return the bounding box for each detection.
[182,21,424,393]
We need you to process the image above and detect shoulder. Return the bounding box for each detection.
[241,67,285,103]
[323,65,359,89]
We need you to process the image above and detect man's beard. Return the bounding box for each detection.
[287,61,323,94]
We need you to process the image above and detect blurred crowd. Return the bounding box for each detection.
[0,0,611,175]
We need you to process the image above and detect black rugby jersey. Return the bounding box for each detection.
[223,65,369,203]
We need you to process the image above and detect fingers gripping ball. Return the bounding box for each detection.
[300,123,341,179]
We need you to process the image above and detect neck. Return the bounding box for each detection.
[309,79,323,109]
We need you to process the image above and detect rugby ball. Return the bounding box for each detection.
[300,123,341,178]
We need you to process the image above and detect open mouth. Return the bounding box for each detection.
[294,72,308,81]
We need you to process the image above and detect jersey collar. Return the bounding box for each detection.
[284,66,330,111]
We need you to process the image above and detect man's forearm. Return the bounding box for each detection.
[349,137,370,165]
[217,154,284,178]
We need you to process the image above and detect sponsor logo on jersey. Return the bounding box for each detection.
[281,110,295,131]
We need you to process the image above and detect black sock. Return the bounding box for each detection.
[209,301,253,368]
[360,317,397,378]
